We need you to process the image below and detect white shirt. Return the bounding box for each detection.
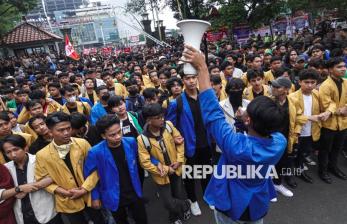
[300,94,312,137]
[232,68,243,78]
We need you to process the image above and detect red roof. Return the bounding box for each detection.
[1,22,62,46]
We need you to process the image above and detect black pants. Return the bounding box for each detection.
[157,175,189,222]
[297,136,314,169]
[273,150,294,185]
[112,198,148,224]
[184,146,212,203]
[318,128,347,172]
[62,207,104,224]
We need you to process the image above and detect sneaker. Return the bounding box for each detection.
[209,205,215,210]
[183,209,191,221]
[171,220,183,224]
[304,156,316,166]
[270,197,278,202]
[274,184,294,197]
[189,200,202,216]
[303,164,308,171]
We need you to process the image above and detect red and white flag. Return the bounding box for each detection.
[65,35,80,60]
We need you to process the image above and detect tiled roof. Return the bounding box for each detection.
[1,22,62,46]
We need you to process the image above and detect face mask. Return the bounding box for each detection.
[101,92,110,101]
[228,90,243,109]
[67,96,76,103]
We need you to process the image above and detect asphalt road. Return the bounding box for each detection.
[145,157,347,224]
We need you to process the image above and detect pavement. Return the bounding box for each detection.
[145,157,347,224]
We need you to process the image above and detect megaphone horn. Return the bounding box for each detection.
[177,19,211,75]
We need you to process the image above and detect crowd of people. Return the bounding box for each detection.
[0,26,347,224]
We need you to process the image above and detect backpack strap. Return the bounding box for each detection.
[140,134,151,152]
[165,121,173,134]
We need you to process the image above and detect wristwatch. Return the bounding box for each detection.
[15,186,22,193]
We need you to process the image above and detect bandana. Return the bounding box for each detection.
[53,139,72,159]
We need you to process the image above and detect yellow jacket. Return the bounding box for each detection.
[17,99,62,124]
[61,101,91,117]
[242,85,271,101]
[264,70,275,85]
[319,76,347,131]
[114,83,128,97]
[137,121,185,185]
[81,91,99,105]
[22,122,38,140]
[287,89,321,153]
[0,132,34,164]
[142,74,154,88]
[34,137,98,213]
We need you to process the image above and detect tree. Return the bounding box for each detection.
[0,0,37,36]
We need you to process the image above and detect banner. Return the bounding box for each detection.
[233,24,251,43]
[129,35,140,43]
[65,35,80,60]
[273,18,288,34]
[292,14,309,30]
[206,29,228,42]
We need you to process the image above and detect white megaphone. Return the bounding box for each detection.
[177,19,211,75]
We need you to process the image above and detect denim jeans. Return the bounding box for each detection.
[214,210,264,224]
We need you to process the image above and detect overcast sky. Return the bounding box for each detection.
[96,0,178,38]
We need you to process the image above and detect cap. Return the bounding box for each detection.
[271,77,292,89]
[296,55,306,63]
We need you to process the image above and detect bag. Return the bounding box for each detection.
[140,121,173,152]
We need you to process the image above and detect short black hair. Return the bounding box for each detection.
[0,134,26,151]
[326,57,345,69]
[96,114,120,135]
[58,72,69,79]
[0,111,10,122]
[166,77,183,95]
[25,99,42,110]
[247,96,284,136]
[225,78,245,94]
[220,61,233,71]
[95,85,108,95]
[100,71,112,80]
[143,88,159,100]
[246,69,264,81]
[142,103,163,121]
[270,56,282,64]
[208,65,219,73]
[308,58,325,68]
[124,78,138,87]
[210,75,222,85]
[107,95,124,108]
[29,90,45,100]
[61,85,75,96]
[28,114,46,129]
[46,112,71,129]
[48,82,61,89]
[70,112,88,129]
[299,69,319,81]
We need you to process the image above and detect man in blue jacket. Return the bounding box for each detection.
[84,114,148,224]
[182,45,287,224]
[166,66,212,216]
[90,86,109,125]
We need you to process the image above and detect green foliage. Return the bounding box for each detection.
[0,0,38,36]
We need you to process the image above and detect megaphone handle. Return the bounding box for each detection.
[203,33,208,66]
